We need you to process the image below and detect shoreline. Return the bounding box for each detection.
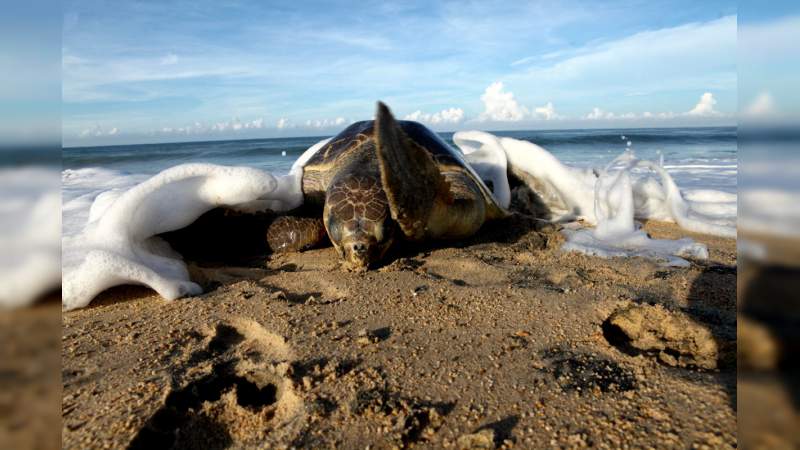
[62,218,737,448]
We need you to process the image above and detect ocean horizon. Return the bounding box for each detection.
[63,125,737,183]
[62,125,736,149]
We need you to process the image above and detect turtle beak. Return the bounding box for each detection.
[346,242,370,271]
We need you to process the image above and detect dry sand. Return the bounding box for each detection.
[62,216,737,449]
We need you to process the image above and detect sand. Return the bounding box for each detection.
[0,298,61,450]
[736,242,800,449]
[62,216,737,449]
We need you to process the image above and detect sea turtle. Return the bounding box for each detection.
[266,102,507,270]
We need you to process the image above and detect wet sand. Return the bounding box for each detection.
[1,299,61,450]
[62,217,737,449]
[736,235,800,449]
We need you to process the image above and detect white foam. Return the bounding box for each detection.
[451,132,511,207]
[739,188,800,238]
[62,139,332,310]
[561,161,708,267]
[738,148,800,242]
[561,223,709,267]
[62,168,148,238]
[737,238,767,261]
[64,164,277,310]
[457,131,601,222]
[454,132,736,266]
[0,167,61,308]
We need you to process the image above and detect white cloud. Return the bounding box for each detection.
[79,125,120,137]
[743,92,776,117]
[147,115,350,138]
[739,16,800,64]
[588,109,677,120]
[478,82,529,122]
[305,117,348,128]
[509,16,736,98]
[404,107,464,125]
[585,107,615,120]
[586,108,643,120]
[160,53,179,65]
[208,117,265,132]
[686,92,720,117]
[533,101,561,120]
[510,55,538,67]
[404,111,424,121]
[153,117,267,135]
[440,108,465,123]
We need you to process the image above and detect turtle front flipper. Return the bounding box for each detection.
[266,215,328,253]
[375,102,451,240]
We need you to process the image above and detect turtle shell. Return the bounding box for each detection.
[303,120,500,209]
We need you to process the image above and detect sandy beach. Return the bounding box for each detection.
[62,216,737,449]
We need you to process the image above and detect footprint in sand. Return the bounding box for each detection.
[128,318,304,450]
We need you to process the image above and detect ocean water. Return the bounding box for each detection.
[63,126,737,189]
[61,126,737,236]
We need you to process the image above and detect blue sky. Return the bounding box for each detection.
[63,0,743,146]
[0,1,60,148]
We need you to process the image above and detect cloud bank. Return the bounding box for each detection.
[404,107,464,125]
[584,92,725,121]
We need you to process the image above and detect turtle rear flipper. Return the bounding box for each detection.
[266,215,328,253]
[375,102,451,240]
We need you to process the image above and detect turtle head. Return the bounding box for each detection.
[323,175,395,270]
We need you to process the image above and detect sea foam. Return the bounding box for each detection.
[455,131,735,266]
[0,167,61,308]
[62,140,331,311]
